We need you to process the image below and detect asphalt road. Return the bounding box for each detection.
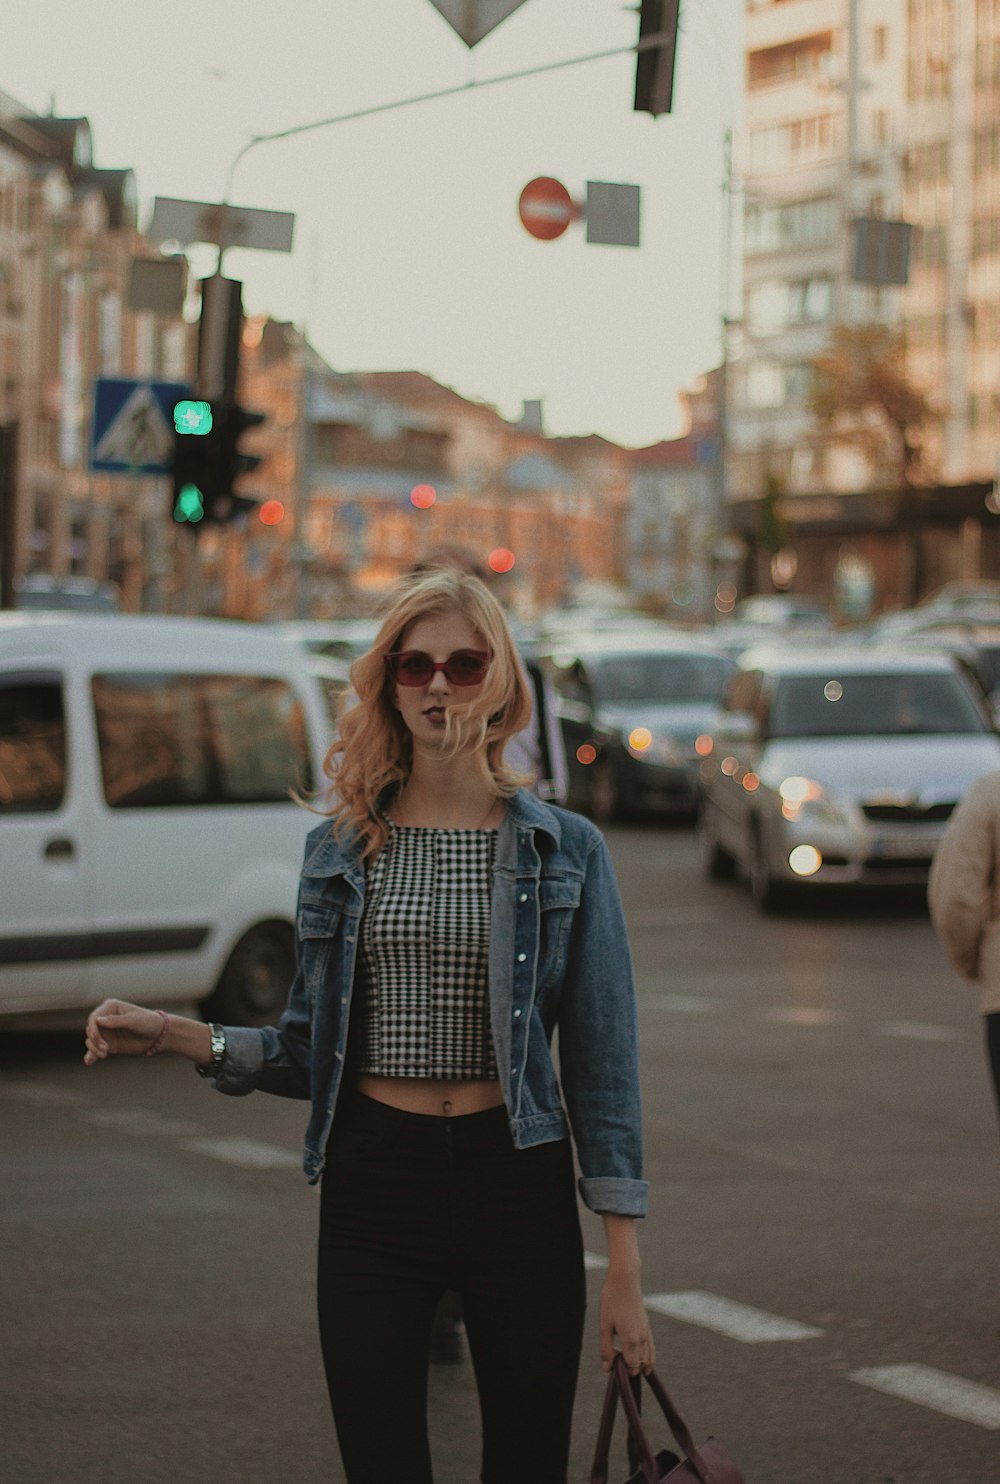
[2,822,998,1483]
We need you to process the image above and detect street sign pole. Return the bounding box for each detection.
[0,423,17,610]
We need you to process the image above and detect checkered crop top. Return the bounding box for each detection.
[355,820,499,1081]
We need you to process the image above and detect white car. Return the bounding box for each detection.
[0,613,333,1026]
[698,648,1000,911]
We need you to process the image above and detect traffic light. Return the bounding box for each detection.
[171,398,220,527]
[170,399,266,527]
[634,0,680,117]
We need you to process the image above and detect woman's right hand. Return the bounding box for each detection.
[84,999,163,1065]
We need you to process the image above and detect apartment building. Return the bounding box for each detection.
[0,89,193,611]
[733,1,1000,517]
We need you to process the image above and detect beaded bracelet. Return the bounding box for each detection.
[143,1009,171,1057]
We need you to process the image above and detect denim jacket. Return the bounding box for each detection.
[214,789,648,1218]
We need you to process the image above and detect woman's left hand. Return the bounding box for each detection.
[599,1269,656,1376]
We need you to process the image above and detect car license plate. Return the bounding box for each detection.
[871,836,939,858]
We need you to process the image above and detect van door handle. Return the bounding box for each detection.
[44,837,76,861]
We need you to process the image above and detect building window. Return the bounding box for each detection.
[872,26,889,63]
[745,197,837,255]
[745,361,786,410]
[872,110,891,148]
[748,32,834,90]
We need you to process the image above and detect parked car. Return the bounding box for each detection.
[0,613,334,1028]
[698,647,1000,910]
[543,632,735,820]
[13,574,121,612]
[730,594,831,632]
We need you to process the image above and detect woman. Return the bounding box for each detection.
[928,768,1000,1125]
[84,568,653,1484]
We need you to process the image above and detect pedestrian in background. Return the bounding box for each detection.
[84,567,653,1484]
[928,769,1000,1124]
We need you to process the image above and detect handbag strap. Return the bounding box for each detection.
[590,1356,711,1484]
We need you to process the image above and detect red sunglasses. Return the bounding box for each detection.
[386,649,490,687]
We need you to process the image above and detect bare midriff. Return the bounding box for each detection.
[355,1073,505,1117]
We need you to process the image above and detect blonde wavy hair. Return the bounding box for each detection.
[323,569,533,858]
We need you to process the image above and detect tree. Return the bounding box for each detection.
[808,324,939,605]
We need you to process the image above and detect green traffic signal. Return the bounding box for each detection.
[173,482,206,522]
[173,399,214,436]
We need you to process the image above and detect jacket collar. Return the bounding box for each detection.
[303,787,562,880]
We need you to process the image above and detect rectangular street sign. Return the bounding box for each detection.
[585,181,641,248]
[147,197,295,254]
[90,377,190,476]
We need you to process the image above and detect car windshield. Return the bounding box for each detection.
[592,653,732,705]
[770,672,989,738]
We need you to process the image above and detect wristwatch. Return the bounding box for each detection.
[196,1022,227,1079]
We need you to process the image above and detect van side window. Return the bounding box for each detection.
[0,673,66,813]
[92,673,313,809]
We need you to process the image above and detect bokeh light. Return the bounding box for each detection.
[259,500,285,526]
[576,743,598,765]
[488,548,516,573]
[410,484,437,509]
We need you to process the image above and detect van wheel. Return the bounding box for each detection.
[589,759,621,824]
[698,807,737,881]
[203,923,295,1028]
[749,826,786,914]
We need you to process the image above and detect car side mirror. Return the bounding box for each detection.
[556,697,593,726]
[713,711,759,744]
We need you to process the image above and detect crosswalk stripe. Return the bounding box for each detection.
[0,1081,86,1107]
[81,1107,201,1137]
[762,1007,841,1026]
[584,1251,609,1271]
[879,1021,961,1042]
[644,1291,824,1343]
[181,1137,301,1170]
[850,1365,1000,1430]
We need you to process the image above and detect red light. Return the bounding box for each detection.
[259,500,285,526]
[577,743,598,766]
[410,484,437,509]
[488,547,516,573]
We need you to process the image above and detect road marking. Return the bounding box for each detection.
[644,1291,824,1343]
[0,1081,87,1107]
[879,1021,961,1043]
[650,995,718,1014]
[180,1137,301,1170]
[850,1365,1000,1430]
[584,1251,609,1271]
[81,1107,201,1137]
[762,1007,841,1027]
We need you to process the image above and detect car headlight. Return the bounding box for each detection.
[626,727,686,766]
[778,775,848,826]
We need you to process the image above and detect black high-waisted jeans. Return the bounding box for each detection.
[317,1091,586,1484]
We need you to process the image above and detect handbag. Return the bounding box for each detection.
[590,1353,747,1484]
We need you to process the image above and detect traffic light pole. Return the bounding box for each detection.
[217,31,675,223]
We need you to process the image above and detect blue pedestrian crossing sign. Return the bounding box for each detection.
[90,377,190,475]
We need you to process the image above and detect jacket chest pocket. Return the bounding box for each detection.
[536,875,582,991]
[298,887,360,1000]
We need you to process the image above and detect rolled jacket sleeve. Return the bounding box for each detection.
[209,883,314,1101]
[557,832,648,1218]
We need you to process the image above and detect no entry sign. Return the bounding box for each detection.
[518,177,577,241]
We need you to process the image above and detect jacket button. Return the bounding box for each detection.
[513,1009,522,1018]
[517,952,527,962]
[519,892,528,903]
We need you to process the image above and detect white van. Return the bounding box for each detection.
[0,613,334,1028]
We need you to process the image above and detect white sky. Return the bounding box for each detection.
[10,0,743,447]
